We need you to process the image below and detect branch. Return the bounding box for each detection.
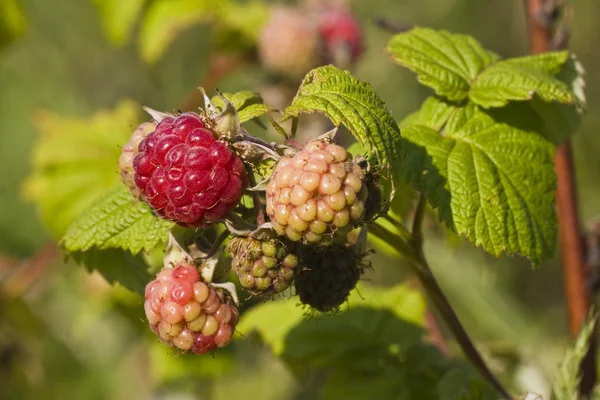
[406,193,511,399]
[524,1,596,396]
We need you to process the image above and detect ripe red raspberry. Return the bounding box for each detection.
[228,236,301,296]
[144,263,239,354]
[120,122,156,197]
[318,7,363,65]
[266,140,367,244]
[132,113,248,227]
[258,6,320,80]
[294,244,364,312]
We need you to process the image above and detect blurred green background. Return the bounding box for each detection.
[1,0,600,399]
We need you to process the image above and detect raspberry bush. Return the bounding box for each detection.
[25,2,594,398]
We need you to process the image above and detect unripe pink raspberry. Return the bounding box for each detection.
[258,6,320,80]
[266,140,368,244]
[132,113,248,227]
[120,122,157,197]
[144,263,239,354]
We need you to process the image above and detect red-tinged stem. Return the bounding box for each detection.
[525,0,596,396]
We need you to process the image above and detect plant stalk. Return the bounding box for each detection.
[371,203,511,398]
[524,0,596,396]
[408,194,511,399]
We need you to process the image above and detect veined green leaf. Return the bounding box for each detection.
[62,185,173,255]
[402,100,557,264]
[139,0,227,63]
[469,56,574,108]
[211,91,271,123]
[386,27,498,101]
[92,0,147,46]
[499,50,569,75]
[23,100,142,237]
[284,65,402,198]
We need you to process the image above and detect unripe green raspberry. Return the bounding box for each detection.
[119,121,156,197]
[228,236,301,296]
[294,244,364,312]
[266,139,368,244]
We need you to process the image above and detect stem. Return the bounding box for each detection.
[411,192,427,246]
[407,194,511,399]
[524,1,596,396]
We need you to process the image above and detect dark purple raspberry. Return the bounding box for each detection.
[294,244,364,312]
[132,113,248,227]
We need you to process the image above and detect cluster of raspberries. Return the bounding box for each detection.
[123,75,380,355]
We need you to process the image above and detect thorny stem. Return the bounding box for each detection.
[524,0,597,396]
[374,194,511,399]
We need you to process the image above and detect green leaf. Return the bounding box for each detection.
[62,185,173,255]
[92,0,148,46]
[70,248,153,294]
[211,91,271,123]
[23,100,142,238]
[284,65,403,198]
[400,96,457,131]
[498,51,570,75]
[553,315,596,400]
[402,101,557,264]
[237,283,425,356]
[386,27,498,101]
[526,55,586,144]
[469,54,574,108]
[139,0,227,63]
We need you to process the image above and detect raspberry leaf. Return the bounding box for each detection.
[23,100,142,237]
[92,0,148,46]
[386,27,498,101]
[469,54,574,108]
[283,65,402,198]
[62,185,174,255]
[401,102,557,265]
[70,248,153,294]
[211,91,270,123]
